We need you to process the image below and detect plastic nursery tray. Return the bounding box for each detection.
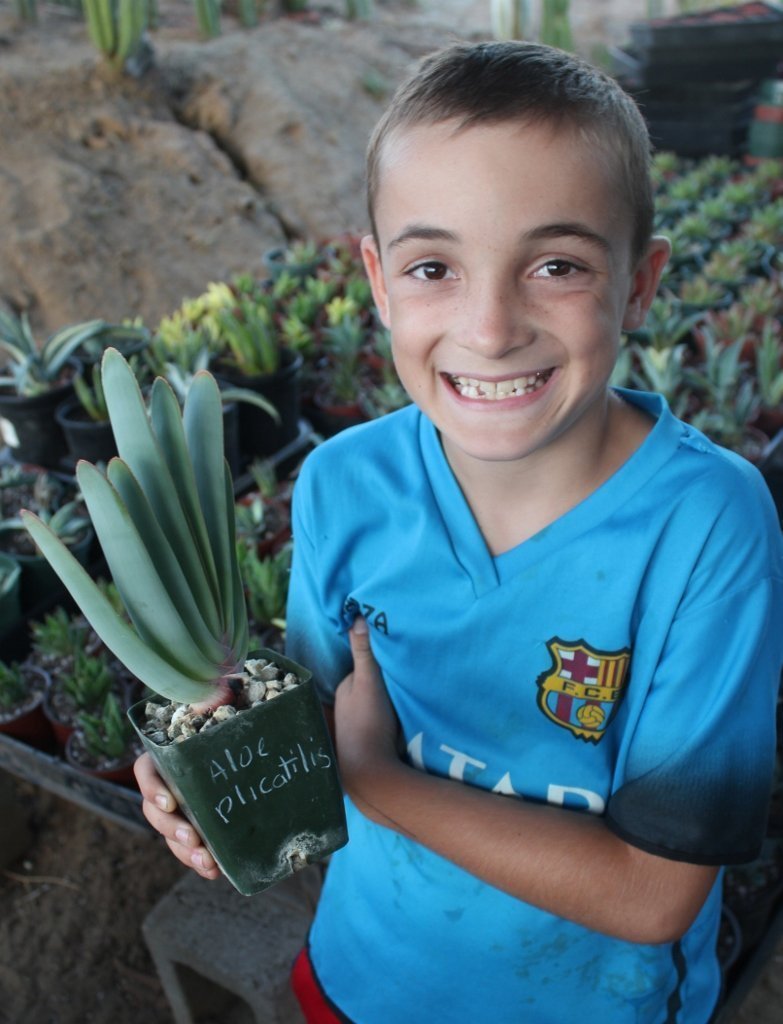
[610,45,781,88]
[629,2,783,52]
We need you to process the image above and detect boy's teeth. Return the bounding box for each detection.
[449,371,551,399]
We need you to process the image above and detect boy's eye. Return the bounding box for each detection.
[533,259,581,279]
[407,261,454,281]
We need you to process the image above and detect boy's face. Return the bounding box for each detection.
[361,119,668,472]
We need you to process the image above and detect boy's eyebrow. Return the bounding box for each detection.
[525,222,612,253]
[387,225,459,251]
[386,222,613,254]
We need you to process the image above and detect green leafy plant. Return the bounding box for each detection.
[30,606,90,670]
[320,313,366,404]
[755,322,783,411]
[13,0,37,22]
[0,661,27,711]
[677,275,726,308]
[84,0,150,73]
[684,334,760,451]
[629,295,704,350]
[78,691,135,760]
[22,349,249,706]
[215,298,282,376]
[0,313,107,397]
[490,0,530,40]
[629,343,689,417]
[194,0,221,37]
[237,541,291,631]
[345,0,373,19]
[63,650,115,712]
[145,329,279,423]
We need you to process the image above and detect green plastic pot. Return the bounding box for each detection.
[128,649,347,896]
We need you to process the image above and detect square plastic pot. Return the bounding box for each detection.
[128,650,347,896]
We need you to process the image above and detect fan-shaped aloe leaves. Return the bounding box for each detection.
[21,348,248,705]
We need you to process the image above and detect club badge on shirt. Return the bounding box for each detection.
[536,639,631,743]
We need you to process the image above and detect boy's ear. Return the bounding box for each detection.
[621,236,671,332]
[360,234,391,328]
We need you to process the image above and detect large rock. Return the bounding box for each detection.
[0,3,463,336]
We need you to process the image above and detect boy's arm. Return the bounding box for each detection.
[337,620,719,946]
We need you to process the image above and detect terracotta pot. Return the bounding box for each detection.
[64,729,139,787]
[128,649,347,896]
[42,685,77,750]
[0,664,54,749]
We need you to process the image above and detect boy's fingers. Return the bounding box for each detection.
[134,751,175,811]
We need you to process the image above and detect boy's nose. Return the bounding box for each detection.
[458,278,533,360]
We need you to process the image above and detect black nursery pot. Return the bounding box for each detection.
[127,649,348,897]
[214,349,302,461]
[0,379,74,469]
[55,396,117,468]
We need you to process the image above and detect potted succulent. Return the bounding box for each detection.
[0,467,94,612]
[310,304,371,434]
[22,349,347,896]
[753,321,783,437]
[43,648,117,749]
[236,540,292,648]
[0,312,107,468]
[160,284,299,461]
[262,240,324,282]
[0,659,51,747]
[66,691,142,785]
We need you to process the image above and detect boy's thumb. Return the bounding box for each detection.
[349,616,373,663]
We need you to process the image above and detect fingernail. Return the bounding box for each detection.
[155,794,171,811]
[175,827,191,844]
[192,851,213,870]
[353,616,368,635]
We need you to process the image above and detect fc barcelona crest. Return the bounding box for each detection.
[536,638,630,743]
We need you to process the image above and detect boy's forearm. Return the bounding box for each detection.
[342,750,718,945]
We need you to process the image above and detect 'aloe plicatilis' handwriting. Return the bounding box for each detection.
[210,738,333,825]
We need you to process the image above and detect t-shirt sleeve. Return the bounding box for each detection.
[284,457,353,704]
[606,574,782,865]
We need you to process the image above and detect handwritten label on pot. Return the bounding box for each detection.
[209,736,333,825]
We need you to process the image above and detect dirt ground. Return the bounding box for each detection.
[0,1,782,1022]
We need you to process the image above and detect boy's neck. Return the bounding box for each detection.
[441,392,654,557]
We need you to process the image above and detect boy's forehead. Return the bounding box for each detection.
[373,118,632,251]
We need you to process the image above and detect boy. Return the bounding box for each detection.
[137,41,783,1023]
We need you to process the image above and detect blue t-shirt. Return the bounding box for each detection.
[285,390,783,1024]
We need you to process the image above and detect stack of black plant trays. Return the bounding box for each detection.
[612,2,783,158]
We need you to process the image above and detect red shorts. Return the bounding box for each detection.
[290,945,354,1024]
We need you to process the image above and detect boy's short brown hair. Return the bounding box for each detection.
[366,41,655,263]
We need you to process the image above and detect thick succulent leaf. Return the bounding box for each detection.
[20,511,222,705]
[107,458,231,666]
[184,371,236,631]
[76,460,223,682]
[101,348,221,627]
[223,461,249,657]
[148,377,222,625]
[43,320,106,377]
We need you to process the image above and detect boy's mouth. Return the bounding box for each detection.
[446,368,554,400]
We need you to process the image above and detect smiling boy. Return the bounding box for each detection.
[137,41,783,1024]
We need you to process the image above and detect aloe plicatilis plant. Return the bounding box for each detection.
[22,349,248,707]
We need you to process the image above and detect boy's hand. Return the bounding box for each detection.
[334,618,406,823]
[134,753,220,880]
